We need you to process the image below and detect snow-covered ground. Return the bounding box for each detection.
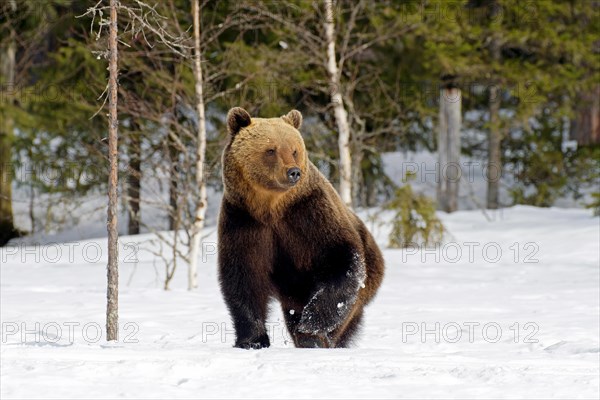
[1,206,599,399]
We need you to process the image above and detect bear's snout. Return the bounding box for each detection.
[287,167,301,185]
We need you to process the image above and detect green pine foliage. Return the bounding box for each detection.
[585,193,600,217]
[506,110,600,207]
[386,184,445,249]
[1,0,599,236]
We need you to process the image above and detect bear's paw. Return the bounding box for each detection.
[235,333,270,350]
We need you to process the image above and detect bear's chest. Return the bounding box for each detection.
[270,220,323,269]
[269,228,320,299]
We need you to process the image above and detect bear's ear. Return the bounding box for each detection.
[282,109,302,130]
[227,107,252,136]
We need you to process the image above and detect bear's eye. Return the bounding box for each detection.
[293,150,298,158]
[266,149,276,156]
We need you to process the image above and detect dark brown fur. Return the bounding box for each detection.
[218,107,385,349]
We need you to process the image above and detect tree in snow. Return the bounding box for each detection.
[187,0,208,290]
[323,0,352,207]
[437,81,461,213]
[106,0,120,342]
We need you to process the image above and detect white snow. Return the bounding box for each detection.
[1,206,599,399]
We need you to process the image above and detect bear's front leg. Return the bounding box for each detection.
[218,203,273,349]
[223,294,270,349]
[297,248,367,338]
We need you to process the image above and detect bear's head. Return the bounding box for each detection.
[223,107,308,194]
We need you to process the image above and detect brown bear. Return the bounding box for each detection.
[218,107,385,349]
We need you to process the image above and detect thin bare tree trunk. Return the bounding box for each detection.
[446,88,461,213]
[0,1,17,246]
[29,184,35,233]
[127,120,141,235]
[487,36,501,210]
[437,89,448,211]
[487,84,501,209]
[106,0,119,342]
[188,0,208,291]
[168,139,179,231]
[350,139,363,207]
[438,87,461,213]
[323,0,352,207]
[570,85,600,146]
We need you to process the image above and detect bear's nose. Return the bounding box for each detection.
[287,167,301,184]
